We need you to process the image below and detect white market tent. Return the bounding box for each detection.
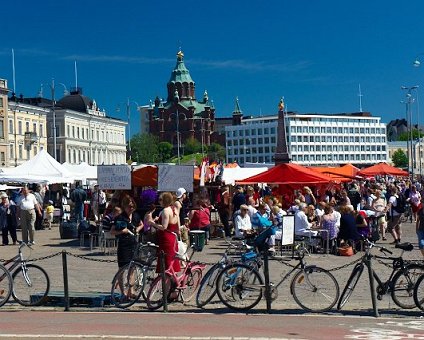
[221,166,268,185]
[62,162,97,181]
[0,150,76,184]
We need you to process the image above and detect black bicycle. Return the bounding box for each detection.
[216,244,339,312]
[413,272,424,311]
[110,237,158,309]
[338,239,424,310]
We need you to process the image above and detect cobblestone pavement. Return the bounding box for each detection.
[0,221,423,317]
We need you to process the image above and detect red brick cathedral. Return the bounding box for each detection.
[148,50,216,149]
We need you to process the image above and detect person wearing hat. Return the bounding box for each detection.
[174,188,187,226]
[19,185,42,244]
[234,204,252,238]
[0,192,18,246]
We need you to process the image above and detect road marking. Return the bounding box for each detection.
[0,335,301,340]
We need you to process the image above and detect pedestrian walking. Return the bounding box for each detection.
[19,186,42,244]
[0,192,18,246]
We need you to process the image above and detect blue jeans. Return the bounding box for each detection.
[74,204,84,222]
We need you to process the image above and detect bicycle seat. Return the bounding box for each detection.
[395,242,414,252]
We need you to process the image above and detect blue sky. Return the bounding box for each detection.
[1,0,424,134]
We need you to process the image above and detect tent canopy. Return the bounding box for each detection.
[222,167,268,185]
[0,150,75,184]
[310,163,360,182]
[62,162,97,180]
[358,163,409,177]
[131,164,157,187]
[237,163,332,185]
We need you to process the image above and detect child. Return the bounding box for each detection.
[181,217,190,246]
[45,200,55,230]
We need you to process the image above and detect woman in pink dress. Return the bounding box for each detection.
[152,192,181,273]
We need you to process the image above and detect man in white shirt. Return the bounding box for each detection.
[234,205,252,238]
[294,203,318,237]
[386,185,402,244]
[19,185,42,244]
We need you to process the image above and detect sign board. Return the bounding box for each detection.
[97,165,131,190]
[158,165,194,193]
[281,215,295,245]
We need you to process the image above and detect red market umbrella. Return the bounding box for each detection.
[358,162,408,177]
[236,163,332,185]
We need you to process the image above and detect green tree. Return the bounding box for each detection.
[130,133,160,163]
[207,143,226,162]
[398,129,424,141]
[184,137,202,155]
[392,148,408,168]
[157,142,173,162]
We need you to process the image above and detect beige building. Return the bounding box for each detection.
[0,79,8,166]
[7,100,49,167]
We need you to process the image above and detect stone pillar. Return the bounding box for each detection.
[274,98,291,164]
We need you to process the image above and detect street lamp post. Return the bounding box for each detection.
[401,85,419,179]
[118,99,139,162]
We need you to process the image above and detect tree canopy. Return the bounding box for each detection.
[391,148,408,168]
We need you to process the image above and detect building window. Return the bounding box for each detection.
[72,126,75,138]
[33,146,37,155]
[0,119,4,138]
[18,145,23,159]
[25,122,29,132]
[33,123,37,133]
[9,144,14,160]
[26,147,30,160]
[9,120,13,134]
[18,121,22,135]
[77,127,80,139]
[39,124,43,137]
[67,125,70,137]
[0,98,3,108]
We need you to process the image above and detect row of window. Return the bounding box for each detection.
[67,148,125,165]
[291,153,386,162]
[9,144,44,161]
[228,146,277,155]
[228,155,273,164]
[290,135,386,143]
[8,120,44,137]
[226,126,277,138]
[290,125,385,134]
[291,117,380,124]
[66,125,124,144]
[227,136,277,146]
[291,144,387,152]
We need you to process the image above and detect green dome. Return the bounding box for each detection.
[168,50,194,84]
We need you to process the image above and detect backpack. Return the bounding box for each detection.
[393,193,406,214]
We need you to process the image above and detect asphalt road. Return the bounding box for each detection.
[0,311,423,339]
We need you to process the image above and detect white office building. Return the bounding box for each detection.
[226,112,388,166]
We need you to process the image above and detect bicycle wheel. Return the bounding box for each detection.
[146,274,172,310]
[182,267,203,302]
[12,264,50,306]
[111,262,144,309]
[137,245,157,265]
[141,257,157,301]
[391,263,424,309]
[291,266,340,312]
[337,263,364,310]
[414,273,424,311]
[196,264,221,308]
[216,263,263,311]
[0,264,12,308]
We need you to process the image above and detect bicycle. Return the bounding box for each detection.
[337,238,424,310]
[196,238,262,308]
[413,272,424,311]
[110,236,158,309]
[215,244,340,312]
[146,241,206,310]
[0,263,13,308]
[2,242,50,306]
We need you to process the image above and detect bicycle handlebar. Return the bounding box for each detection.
[363,237,393,255]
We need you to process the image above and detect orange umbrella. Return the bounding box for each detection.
[131,165,157,187]
[358,163,408,177]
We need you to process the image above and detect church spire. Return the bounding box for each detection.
[232,97,243,125]
[167,49,195,102]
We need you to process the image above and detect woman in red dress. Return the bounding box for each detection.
[152,192,181,273]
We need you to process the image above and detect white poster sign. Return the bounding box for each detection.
[158,165,194,193]
[282,215,295,245]
[97,165,131,190]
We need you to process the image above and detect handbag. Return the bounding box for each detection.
[177,240,188,260]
